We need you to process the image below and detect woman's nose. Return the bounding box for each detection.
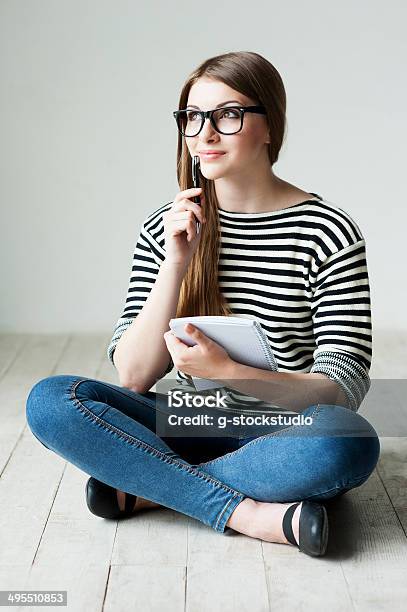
[200,116,219,136]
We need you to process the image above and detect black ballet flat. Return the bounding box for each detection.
[282,500,329,557]
[85,477,138,519]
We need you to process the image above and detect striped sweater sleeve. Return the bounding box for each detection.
[309,239,372,411]
[107,210,174,375]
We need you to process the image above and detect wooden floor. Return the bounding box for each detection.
[0,330,406,611]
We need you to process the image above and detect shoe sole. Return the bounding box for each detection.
[319,506,329,556]
[309,505,328,556]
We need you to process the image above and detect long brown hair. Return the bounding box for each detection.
[174,51,287,318]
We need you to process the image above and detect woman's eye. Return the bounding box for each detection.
[220,109,239,119]
[187,111,199,121]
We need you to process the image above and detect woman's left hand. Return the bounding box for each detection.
[163,323,233,379]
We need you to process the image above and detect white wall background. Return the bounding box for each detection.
[1,0,406,333]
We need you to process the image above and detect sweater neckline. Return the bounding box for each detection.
[218,193,322,217]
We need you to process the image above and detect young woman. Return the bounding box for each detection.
[26,51,380,558]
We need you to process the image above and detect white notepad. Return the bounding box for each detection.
[169,316,278,391]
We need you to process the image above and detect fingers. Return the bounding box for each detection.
[172,188,206,221]
[168,217,197,242]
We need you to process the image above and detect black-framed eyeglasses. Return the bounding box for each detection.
[173,105,266,137]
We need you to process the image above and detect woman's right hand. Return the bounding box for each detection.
[162,188,206,270]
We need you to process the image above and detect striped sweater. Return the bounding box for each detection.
[107,193,372,412]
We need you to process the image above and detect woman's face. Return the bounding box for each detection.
[185,78,270,180]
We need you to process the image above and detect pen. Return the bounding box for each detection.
[192,155,201,235]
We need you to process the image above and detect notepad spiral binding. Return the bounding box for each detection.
[252,321,278,371]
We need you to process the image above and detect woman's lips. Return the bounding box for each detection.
[199,152,226,160]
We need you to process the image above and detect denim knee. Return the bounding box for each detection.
[25,374,82,446]
[317,427,380,488]
[313,405,380,473]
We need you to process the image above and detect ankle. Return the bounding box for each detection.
[116,489,162,512]
[253,501,302,545]
[225,498,261,537]
[226,498,302,545]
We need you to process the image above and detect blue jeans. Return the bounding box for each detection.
[25,375,380,534]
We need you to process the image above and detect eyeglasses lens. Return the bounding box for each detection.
[178,108,242,136]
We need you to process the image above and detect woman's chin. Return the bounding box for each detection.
[200,167,228,180]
